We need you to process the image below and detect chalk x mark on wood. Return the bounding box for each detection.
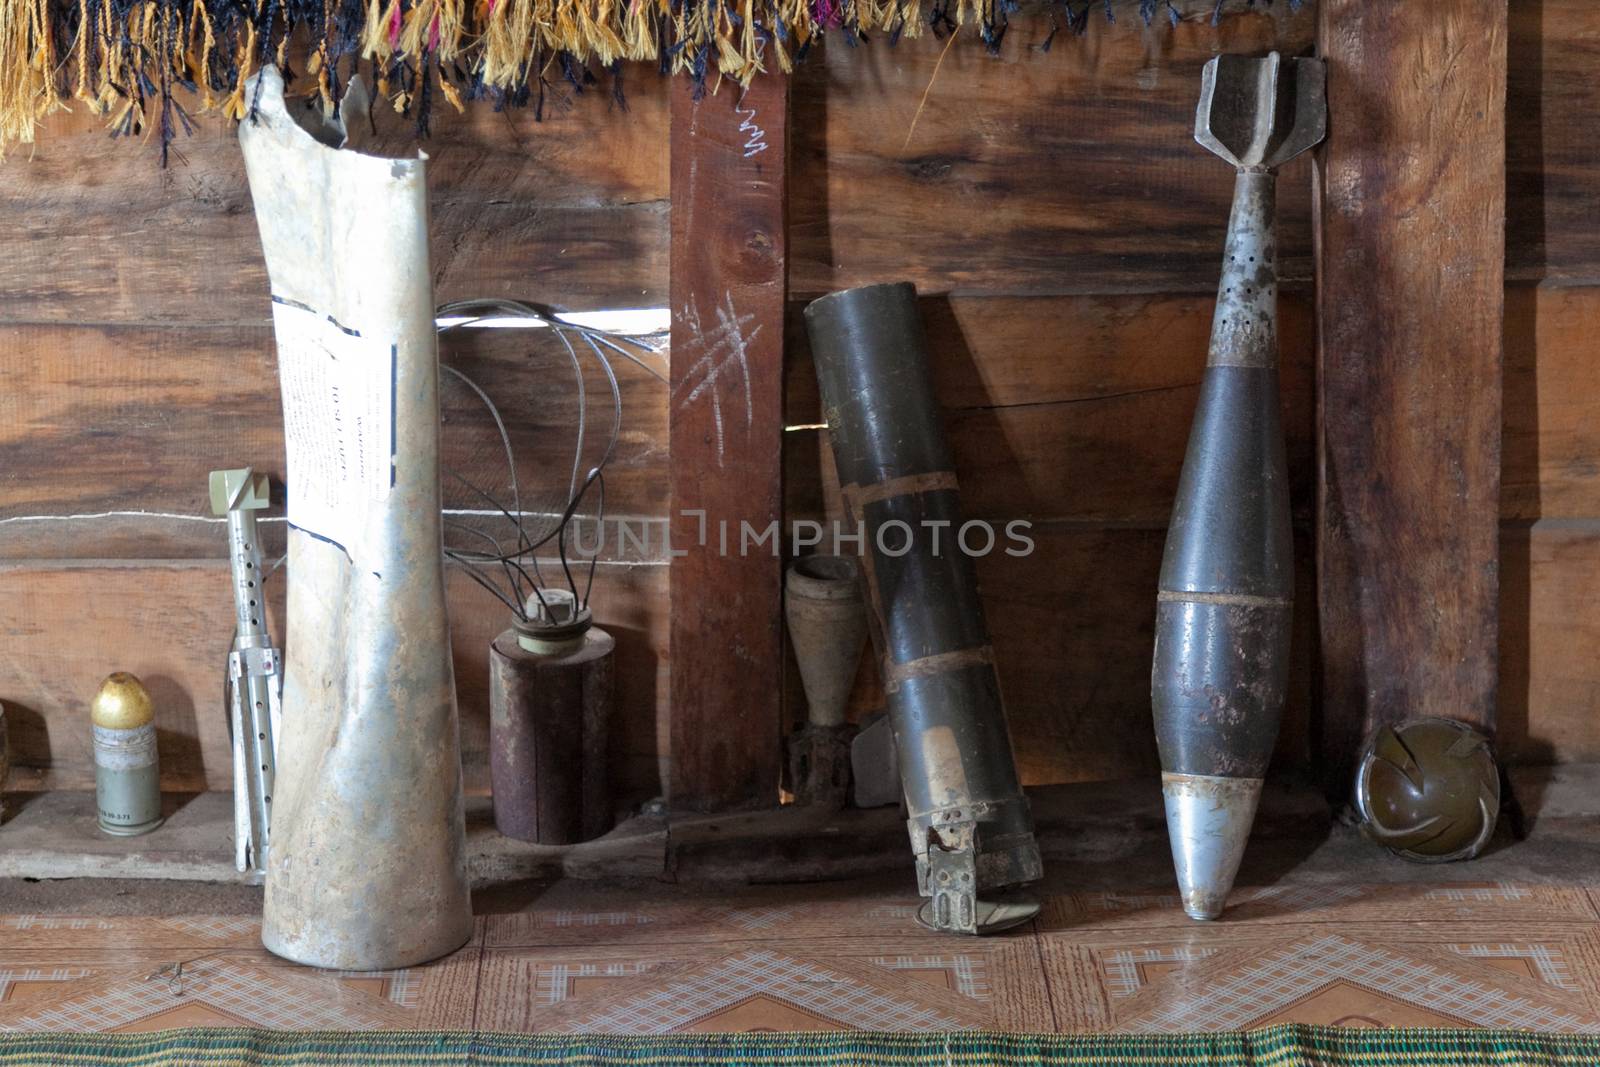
[675,293,760,466]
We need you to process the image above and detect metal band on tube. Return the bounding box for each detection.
[805,282,1041,935]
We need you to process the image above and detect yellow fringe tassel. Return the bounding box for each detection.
[0,0,1020,153]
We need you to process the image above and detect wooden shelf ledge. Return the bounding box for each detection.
[2,769,1592,890]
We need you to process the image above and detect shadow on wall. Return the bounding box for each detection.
[1499,289,1543,774]
[1506,0,1546,283]
[145,673,206,792]
[0,700,50,793]
[1498,0,1552,779]
[604,621,662,814]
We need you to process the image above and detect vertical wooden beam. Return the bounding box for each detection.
[1314,3,1507,787]
[668,76,790,811]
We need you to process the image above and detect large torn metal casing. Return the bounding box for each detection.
[804,282,1041,935]
[240,67,472,970]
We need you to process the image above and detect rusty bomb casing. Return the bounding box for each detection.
[805,282,1041,936]
[1152,52,1325,922]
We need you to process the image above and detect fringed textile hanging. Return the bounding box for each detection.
[0,0,1300,156]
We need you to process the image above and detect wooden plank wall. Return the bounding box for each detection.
[3,0,1599,799]
[1500,0,1600,767]
[784,5,1322,784]
[0,92,674,798]
[1314,0,1506,784]
[781,0,1600,781]
[668,73,790,810]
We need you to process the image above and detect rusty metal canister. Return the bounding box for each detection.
[804,282,1041,934]
[489,590,615,845]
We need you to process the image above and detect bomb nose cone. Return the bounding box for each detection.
[1162,773,1263,921]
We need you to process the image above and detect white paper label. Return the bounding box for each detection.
[270,299,396,562]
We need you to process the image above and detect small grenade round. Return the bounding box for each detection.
[1354,717,1499,863]
[91,672,164,836]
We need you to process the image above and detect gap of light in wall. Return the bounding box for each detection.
[435,308,670,335]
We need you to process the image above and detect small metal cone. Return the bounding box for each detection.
[1162,777,1263,921]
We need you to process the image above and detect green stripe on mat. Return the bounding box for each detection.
[1,1027,1598,1067]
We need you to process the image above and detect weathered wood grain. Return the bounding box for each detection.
[777,522,1600,784]
[0,534,1300,799]
[18,518,1600,799]
[1500,522,1600,765]
[1506,0,1600,284]
[800,0,1600,325]
[1315,2,1507,780]
[0,324,669,558]
[13,519,1600,802]
[9,0,1600,800]
[668,76,789,811]
[1502,284,1600,522]
[0,561,274,793]
[0,80,668,325]
[53,280,1578,551]
[790,5,1316,298]
[6,0,1586,318]
[0,324,282,558]
[787,292,1315,526]
[0,560,669,799]
[786,293,1312,417]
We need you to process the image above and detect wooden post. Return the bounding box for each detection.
[1314,3,1507,788]
[668,75,790,811]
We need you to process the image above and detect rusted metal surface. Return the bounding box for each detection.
[841,471,960,510]
[1152,52,1324,922]
[1354,718,1500,863]
[883,646,996,695]
[804,281,1041,934]
[786,723,855,811]
[489,620,615,845]
[240,66,472,970]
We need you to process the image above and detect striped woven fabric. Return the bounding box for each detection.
[1,1027,1599,1067]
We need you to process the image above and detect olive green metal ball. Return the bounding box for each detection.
[1354,717,1500,863]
